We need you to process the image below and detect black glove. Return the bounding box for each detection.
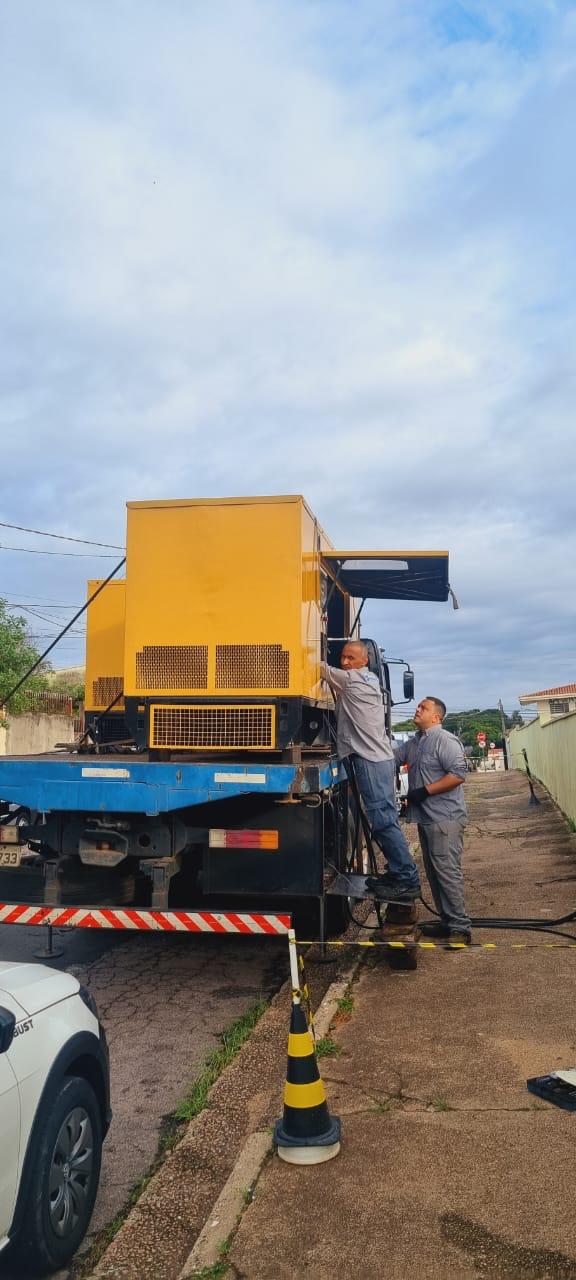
[407,786,429,805]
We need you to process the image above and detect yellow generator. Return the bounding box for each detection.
[122,495,352,754]
[84,579,129,745]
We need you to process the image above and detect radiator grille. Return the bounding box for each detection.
[136,645,208,691]
[92,676,124,709]
[215,644,289,690]
[97,714,130,743]
[150,704,275,750]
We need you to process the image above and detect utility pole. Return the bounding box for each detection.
[498,699,509,771]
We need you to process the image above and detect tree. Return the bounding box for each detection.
[0,599,50,714]
[392,706,518,749]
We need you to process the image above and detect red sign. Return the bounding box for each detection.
[477,732,486,745]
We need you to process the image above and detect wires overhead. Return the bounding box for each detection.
[0,543,119,558]
[0,520,124,550]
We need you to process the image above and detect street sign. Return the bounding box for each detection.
[477,732,486,745]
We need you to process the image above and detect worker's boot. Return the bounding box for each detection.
[366,874,420,902]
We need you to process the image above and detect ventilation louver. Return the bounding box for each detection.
[136,645,208,691]
[150,704,275,750]
[215,644,289,689]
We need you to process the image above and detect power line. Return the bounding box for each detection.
[0,543,119,558]
[3,595,82,607]
[0,521,124,550]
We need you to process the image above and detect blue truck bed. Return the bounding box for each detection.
[0,753,343,815]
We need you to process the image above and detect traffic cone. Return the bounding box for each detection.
[274,998,341,1165]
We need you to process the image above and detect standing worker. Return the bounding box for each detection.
[321,641,420,900]
[395,696,471,944]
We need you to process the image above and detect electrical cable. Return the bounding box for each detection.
[0,543,119,557]
[419,883,576,940]
[0,520,124,549]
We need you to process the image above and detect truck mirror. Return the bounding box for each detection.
[403,670,414,701]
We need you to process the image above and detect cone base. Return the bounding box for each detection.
[277,1140,341,1165]
[274,1114,341,1156]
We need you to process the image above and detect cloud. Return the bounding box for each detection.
[0,0,574,704]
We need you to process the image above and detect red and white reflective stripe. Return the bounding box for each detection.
[0,904,291,934]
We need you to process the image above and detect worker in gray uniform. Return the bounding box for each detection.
[394,695,471,943]
[321,641,420,900]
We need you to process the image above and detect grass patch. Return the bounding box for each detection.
[336,990,355,1016]
[175,998,268,1123]
[316,1035,342,1059]
[373,1099,392,1114]
[73,997,268,1277]
[432,1096,452,1112]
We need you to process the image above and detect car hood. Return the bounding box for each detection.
[0,961,79,1016]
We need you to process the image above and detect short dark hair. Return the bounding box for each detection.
[344,640,368,655]
[426,696,446,720]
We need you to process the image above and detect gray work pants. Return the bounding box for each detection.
[418,821,470,933]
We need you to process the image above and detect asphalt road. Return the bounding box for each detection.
[0,920,289,1273]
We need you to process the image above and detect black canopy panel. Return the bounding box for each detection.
[321,552,450,603]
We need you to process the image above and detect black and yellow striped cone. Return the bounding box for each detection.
[274,999,341,1164]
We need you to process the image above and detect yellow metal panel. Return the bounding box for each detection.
[85,580,126,712]
[124,498,309,698]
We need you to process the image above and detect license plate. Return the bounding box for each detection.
[0,846,23,867]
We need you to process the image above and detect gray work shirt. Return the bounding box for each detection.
[395,726,467,825]
[321,662,393,763]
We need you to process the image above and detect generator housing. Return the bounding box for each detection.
[84,579,129,744]
[122,496,351,754]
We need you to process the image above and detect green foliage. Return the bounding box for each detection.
[393,707,523,749]
[174,998,268,1123]
[0,598,50,714]
[49,675,85,709]
[315,1035,342,1058]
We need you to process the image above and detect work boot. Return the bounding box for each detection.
[420,921,451,939]
[446,930,472,946]
[365,873,420,892]
[371,879,420,902]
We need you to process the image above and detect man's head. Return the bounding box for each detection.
[340,640,369,670]
[414,696,446,731]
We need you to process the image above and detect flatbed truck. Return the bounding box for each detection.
[0,495,454,941]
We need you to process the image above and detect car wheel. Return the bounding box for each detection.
[10,1075,103,1274]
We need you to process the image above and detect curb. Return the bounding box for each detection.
[178,944,366,1279]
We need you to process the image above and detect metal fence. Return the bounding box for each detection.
[21,690,74,716]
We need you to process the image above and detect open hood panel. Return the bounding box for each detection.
[321,551,450,603]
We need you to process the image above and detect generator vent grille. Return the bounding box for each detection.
[215,644,289,690]
[150,704,275,750]
[96,714,129,743]
[136,646,208,691]
[92,676,124,709]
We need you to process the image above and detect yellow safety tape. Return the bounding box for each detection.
[283,1078,326,1109]
[288,1031,315,1058]
[296,940,576,950]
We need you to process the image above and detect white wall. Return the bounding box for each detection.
[508,711,576,825]
[0,714,74,756]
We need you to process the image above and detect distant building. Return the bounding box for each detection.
[519,683,576,723]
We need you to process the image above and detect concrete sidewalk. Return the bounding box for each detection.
[227,772,576,1279]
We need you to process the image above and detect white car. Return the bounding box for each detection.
[0,961,110,1274]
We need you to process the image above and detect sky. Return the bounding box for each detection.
[1,0,575,713]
